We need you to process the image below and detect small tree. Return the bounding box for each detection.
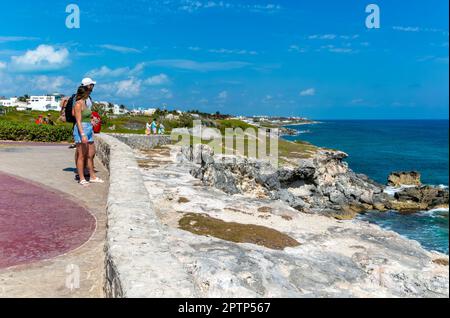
[18,95,30,102]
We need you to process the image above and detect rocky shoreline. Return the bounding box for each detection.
[183,144,449,219]
[132,143,449,297]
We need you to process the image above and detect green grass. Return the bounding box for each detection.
[0,109,63,125]
[104,113,194,134]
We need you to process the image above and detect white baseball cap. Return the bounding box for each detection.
[81,77,97,86]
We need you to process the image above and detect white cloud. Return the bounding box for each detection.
[289,45,307,53]
[33,75,71,92]
[86,66,129,78]
[208,48,258,55]
[177,1,281,13]
[147,59,250,72]
[308,34,337,40]
[0,61,6,70]
[262,95,273,103]
[0,72,73,95]
[86,63,145,78]
[11,45,69,71]
[340,35,359,40]
[393,26,421,32]
[99,44,141,54]
[0,36,39,43]
[160,88,173,99]
[116,78,141,97]
[188,46,258,55]
[329,48,353,54]
[393,26,449,36]
[218,90,228,100]
[299,88,316,96]
[145,73,170,86]
[100,78,142,97]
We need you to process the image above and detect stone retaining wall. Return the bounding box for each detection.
[95,133,196,298]
[109,133,171,150]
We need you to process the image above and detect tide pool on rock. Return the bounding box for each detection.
[285,120,449,254]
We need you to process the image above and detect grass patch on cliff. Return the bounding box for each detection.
[179,213,300,250]
[278,139,318,162]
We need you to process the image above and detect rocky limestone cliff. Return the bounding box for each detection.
[180,144,448,218]
[133,145,449,298]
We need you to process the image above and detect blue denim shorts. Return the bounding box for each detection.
[73,122,94,144]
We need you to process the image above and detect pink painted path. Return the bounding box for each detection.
[0,172,96,269]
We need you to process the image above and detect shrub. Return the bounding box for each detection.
[0,121,73,142]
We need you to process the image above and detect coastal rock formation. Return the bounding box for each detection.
[134,145,449,298]
[181,145,389,217]
[388,186,449,212]
[388,171,422,187]
[180,145,449,216]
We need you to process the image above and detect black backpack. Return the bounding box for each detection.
[65,94,77,123]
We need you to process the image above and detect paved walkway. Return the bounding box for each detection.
[0,142,108,297]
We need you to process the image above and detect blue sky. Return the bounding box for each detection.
[0,0,448,119]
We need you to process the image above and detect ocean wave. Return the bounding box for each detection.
[384,184,449,196]
[418,208,449,218]
[383,185,416,196]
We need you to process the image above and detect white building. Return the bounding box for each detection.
[0,97,28,108]
[28,94,64,111]
[130,108,157,116]
[97,101,128,115]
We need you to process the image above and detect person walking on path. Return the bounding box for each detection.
[158,121,165,135]
[73,85,104,186]
[150,118,157,135]
[145,118,152,135]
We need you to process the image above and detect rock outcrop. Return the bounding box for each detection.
[388,171,422,187]
[180,145,389,218]
[180,145,449,217]
[388,186,449,212]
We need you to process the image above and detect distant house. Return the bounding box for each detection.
[0,97,28,109]
[165,113,180,120]
[97,101,128,115]
[28,94,64,111]
[142,108,157,116]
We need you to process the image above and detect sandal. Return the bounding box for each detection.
[79,180,90,187]
[90,177,104,184]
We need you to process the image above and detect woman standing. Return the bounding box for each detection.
[145,118,152,135]
[73,85,104,186]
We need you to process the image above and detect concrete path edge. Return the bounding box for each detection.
[95,134,197,298]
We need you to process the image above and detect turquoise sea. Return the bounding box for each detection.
[284,120,449,254]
